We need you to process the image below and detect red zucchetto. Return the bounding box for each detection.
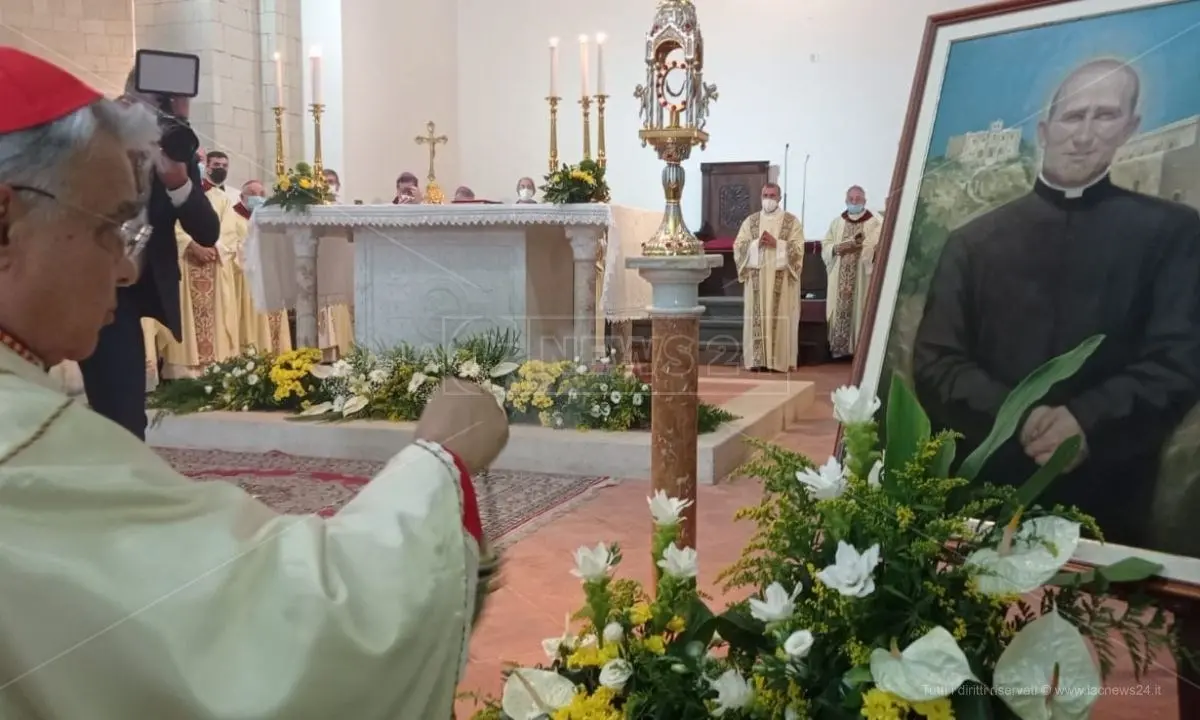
[0,46,102,134]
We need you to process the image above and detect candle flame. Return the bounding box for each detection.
[273,51,281,61]
[596,32,607,44]
[309,45,322,58]
[579,34,589,43]
[549,37,559,47]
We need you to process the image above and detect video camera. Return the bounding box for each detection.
[133,49,201,163]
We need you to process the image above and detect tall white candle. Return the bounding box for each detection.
[578,35,590,98]
[595,33,606,95]
[549,37,559,97]
[273,51,284,107]
[309,45,322,105]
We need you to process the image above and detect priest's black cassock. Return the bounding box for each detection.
[912,176,1200,547]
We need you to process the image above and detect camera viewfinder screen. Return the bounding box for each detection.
[134,50,199,97]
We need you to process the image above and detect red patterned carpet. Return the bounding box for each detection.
[157,448,612,547]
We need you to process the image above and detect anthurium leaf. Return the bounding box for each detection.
[885,376,930,480]
[1006,435,1082,516]
[1096,557,1163,584]
[842,665,873,688]
[958,334,1103,481]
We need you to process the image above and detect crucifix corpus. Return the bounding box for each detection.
[415,120,449,204]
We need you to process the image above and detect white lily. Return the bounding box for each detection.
[657,543,699,579]
[647,490,693,527]
[489,361,520,378]
[992,610,1100,720]
[965,514,1080,596]
[783,629,815,659]
[870,626,977,702]
[341,395,369,416]
[748,582,801,623]
[709,669,754,716]
[796,457,847,500]
[831,385,881,424]
[816,541,880,598]
[867,458,883,488]
[599,658,633,690]
[569,542,613,581]
[501,668,576,720]
[298,401,334,416]
[541,614,578,659]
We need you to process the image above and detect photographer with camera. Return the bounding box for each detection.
[78,56,219,440]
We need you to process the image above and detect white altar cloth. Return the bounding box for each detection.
[243,204,656,355]
[244,204,653,321]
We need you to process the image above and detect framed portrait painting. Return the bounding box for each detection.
[852,0,1200,591]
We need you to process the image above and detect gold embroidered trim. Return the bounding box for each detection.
[0,370,73,467]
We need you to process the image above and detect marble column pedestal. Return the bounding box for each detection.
[626,255,723,549]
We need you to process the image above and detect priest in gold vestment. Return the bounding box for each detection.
[821,185,883,359]
[233,180,291,353]
[734,182,805,372]
[0,51,505,717]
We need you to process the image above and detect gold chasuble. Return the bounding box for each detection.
[734,210,804,372]
[231,202,292,353]
[821,210,883,358]
[0,343,482,718]
[159,184,240,378]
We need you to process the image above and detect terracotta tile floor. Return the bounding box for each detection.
[456,362,1183,719]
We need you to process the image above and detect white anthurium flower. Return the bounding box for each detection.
[458,358,482,379]
[964,514,1080,596]
[657,543,699,579]
[796,457,847,500]
[299,402,334,416]
[341,395,369,417]
[816,541,881,598]
[569,542,614,581]
[602,621,624,644]
[869,626,977,702]
[783,629,815,659]
[501,668,576,720]
[489,361,520,378]
[541,614,578,659]
[709,669,754,716]
[599,658,633,691]
[867,458,884,488]
[647,490,693,527]
[992,609,1100,720]
[831,385,881,424]
[748,582,802,623]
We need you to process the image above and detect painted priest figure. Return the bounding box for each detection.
[0,49,505,719]
[821,185,882,359]
[733,182,805,372]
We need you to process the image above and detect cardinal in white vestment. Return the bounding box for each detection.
[821,184,883,359]
[0,49,506,719]
[733,182,805,372]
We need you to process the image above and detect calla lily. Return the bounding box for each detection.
[869,626,977,702]
[489,361,520,378]
[993,610,1100,720]
[341,396,369,416]
[308,364,335,380]
[965,514,1080,596]
[501,668,576,720]
[570,542,614,581]
[541,614,578,659]
[748,582,801,623]
[867,458,883,488]
[796,457,847,500]
[816,541,880,598]
[831,385,881,424]
[648,490,693,526]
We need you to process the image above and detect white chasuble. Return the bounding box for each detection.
[821,210,883,358]
[0,344,480,719]
[733,210,805,371]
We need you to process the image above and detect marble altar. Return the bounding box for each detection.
[244,204,654,359]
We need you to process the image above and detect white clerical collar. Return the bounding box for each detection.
[1038,171,1108,199]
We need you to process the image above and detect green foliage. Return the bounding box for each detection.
[264,161,333,212]
[541,159,610,204]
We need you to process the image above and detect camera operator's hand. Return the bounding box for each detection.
[154,151,191,191]
[415,378,509,475]
[185,242,219,265]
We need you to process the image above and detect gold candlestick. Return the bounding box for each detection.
[272,106,286,178]
[547,96,561,172]
[310,103,327,200]
[580,95,593,161]
[594,94,609,168]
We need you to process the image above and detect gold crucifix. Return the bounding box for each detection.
[415,120,449,204]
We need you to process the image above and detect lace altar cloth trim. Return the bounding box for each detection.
[251,203,613,228]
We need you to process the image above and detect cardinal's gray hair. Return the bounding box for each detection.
[0,98,161,215]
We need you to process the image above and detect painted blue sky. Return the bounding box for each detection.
[927,0,1200,159]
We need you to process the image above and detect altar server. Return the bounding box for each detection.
[232,180,291,352]
[0,48,507,718]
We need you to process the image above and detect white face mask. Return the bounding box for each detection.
[518,187,534,199]
[245,195,265,210]
[761,198,779,213]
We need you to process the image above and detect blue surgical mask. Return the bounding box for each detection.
[846,203,865,215]
[245,195,265,211]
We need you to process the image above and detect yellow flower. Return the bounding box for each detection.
[641,634,666,655]
[861,688,910,720]
[912,697,955,720]
[565,641,620,669]
[552,686,620,720]
[665,616,686,633]
[629,601,653,625]
[276,174,288,186]
[299,177,313,189]
[278,178,291,191]
[896,505,916,529]
[951,617,968,640]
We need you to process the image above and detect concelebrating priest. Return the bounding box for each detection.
[0,47,506,718]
